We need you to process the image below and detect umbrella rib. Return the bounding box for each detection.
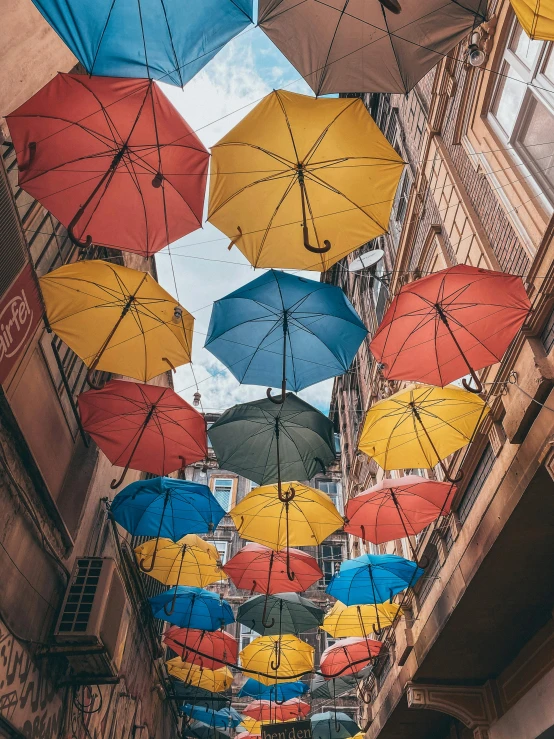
[273,90,300,164]
[207,170,295,222]
[315,0,350,96]
[89,0,118,75]
[254,176,299,266]
[211,141,295,169]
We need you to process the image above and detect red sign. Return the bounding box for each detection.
[0,263,43,384]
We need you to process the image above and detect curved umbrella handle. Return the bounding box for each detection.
[267,387,286,405]
[110,464,130,489]
[278,485,296,504]
[163,587,180,617]
[379,0,402,12]
[261,594,276,630]
[303,225,331,254]
[273,696,286,706]
[270,643,281,671]
[462,368,484,394]
[139,535,161,573]
[67,207,93,250]
[372,623,382,639]
[438,456,464,484]
[18,141,37,172]
[86,368,108,390]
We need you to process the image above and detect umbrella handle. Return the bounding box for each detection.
[379,0,402,12]
[110,464,130,489]
[68,207,93,250]
[303,225,331,254]
[261,594,276,629]
[372,623,382,639]
[438,456,464,484]
[163,586,180,617]
[139,535,161,573]
[86,368,108,390]
[270,644,282,671]
[18,141,36,172]
[277,485,296,504]
[267,387,286,404]
[273,696,286,706]
[462,370,484,394]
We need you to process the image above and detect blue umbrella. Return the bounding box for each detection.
[238,678,309,701]
[31,0,253,86]
[181,706,242,729]
[149,586,234,629]
[326,554,423,609]
[205,270,367,401]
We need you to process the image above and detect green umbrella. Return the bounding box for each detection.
[208,393,336,486]
[309,674,357,700]
[237,593,324,636]
[311,712,361,739]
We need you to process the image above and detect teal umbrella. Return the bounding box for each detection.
[237,593,324,636]
[311,712,361,739]
[309,675,357,700]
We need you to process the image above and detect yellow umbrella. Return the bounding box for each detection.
[358,384,488,482]
[230,482,343,550]
[208,90,404,271]
[165,659,233,692]
[134,535,226,587]
[510,0,554,39]
[40,260,193,384]
[239,635,314,686]
[322,601,402,638]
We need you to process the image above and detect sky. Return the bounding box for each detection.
[154,27,336,415]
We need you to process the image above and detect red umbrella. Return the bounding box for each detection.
[320,637,382,679]
[78,379,207,488]
[222,543,322,594]
[163,627,237,670]
[243,699,310,722]
[370,265,530,393]
[344,475,456,558]
[7,73,208,257]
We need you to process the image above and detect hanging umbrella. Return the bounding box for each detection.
[42,261,194,385]
[164,627,238,670]
[239,635,314,686]
[311,712,360,739]
[370,265,530,393]
[230,482,343,551]
[223,543,322,595]
[8,74,208,256]
[205,269,367,399]
[510,0,554,39]
[320,637,382,679]
[322,602,401,639]
[238,679,309,701]
[181,706,242,729]
[258,1,487,96]
[166,660,234,692]
[358,384,488,482]
[208,90,403,271]
[344,476,457,559]
[171,682,230,710]
[30,0,253,85]
[79,380,206,488]
[237,719,265,735]
[149,586,234,629]
[243,698,310,722]
[183,722,231,739]
[309,674,357,700]
[237,593,324,635]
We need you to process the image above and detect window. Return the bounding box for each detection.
[416,549,440,605]
[208,540,229,565]
[212,478,233,512]
[240,624,259,652]
[489,19,554,208]
[320,544,343,585]
[394,172,411,225]
[315,480,343,514]
[457,444,495,524]
[249,480,259,491]
[541,306,554,353]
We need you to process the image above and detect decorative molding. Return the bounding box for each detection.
[406,682,495,733]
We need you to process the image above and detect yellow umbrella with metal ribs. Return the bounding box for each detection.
[358,384,488,482]
[208,90,404,271]
[39,259,193,385]
[322,601,402,639]
[239,634,314,686]
[134,535,226,587]
[230,482,343,550]
[510,0,554,39]
[165,659,234,692]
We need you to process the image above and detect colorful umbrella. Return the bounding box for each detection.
[311,712,360,739]
[237,592,324,635]
[8,74,208,256]
[358,384,488,482]
[30,0,253,85]
[79,380,206,488]
[344,475,456,557]
[164,627,238,670]
[166,660,233,692]
[208,90,403,271]
[181,706,242,729]
[322,601,401,638]
[183,721,231,739]
[309,674,357,700]
[320,637,382,678]
[237,719,265,735]
[205,269,367,399]
[149,586,234,629]
[258,1,487,95]
[230,482,343,551]
[238,679,309,701]
[370,265,530,393]
[510,0,554,39]
[223,543,322,595]
[243,698,310,722]
[41,261,194,385]
[239,635,314,686]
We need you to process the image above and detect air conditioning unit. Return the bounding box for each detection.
[53,557,130,684]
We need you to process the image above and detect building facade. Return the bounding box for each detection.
[326,1,554,737]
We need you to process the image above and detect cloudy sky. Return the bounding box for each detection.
[155,28,335,414]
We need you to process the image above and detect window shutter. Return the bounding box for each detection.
[0,158,28,298]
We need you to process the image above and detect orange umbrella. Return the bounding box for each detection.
[320,637,382,679]
[243,698,310,722]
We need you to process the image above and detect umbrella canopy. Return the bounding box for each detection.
[208,90,403,271]
[111,477,225,539]
[79,380,206,488]
[164,627,238,670]
[166,660,234,692]
[309,674,357,700]
[258,0,487,95]
[239,635,314,686]
[510,0,554,39]
[322,602,401,638]
[42,261,194,382]
[205,269,367,395]
[183,721,231,739]
[223,543,322,595]
[320,637,382,678]
[238,719,265,735]
[237,593,324,635]
[238,679,309,701]
[149,586,234,629]
[344,475,457,546]
[209,394,336,485]
[181,706,242,729]
[30,0,253,85]
[134,535,225,588]
[358,384,488,481]
[243,698,310,722]
[370,265,530,392]
[230,482,343,551]
[8,74,208,256]
[326,554,423,606]
[311,712,360,739]
[236,733,259,739]
[171,682,230,710]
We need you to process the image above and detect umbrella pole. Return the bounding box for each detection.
[267,313,288,404]
[435,305,483,393]
[261,594,276,629]
[410,403,463,484]
[389,490,424,566]
[275,426,296,581]
[297,168,331,254]
[163,545,187,616]
[110,402,157,489]
[139,491,169,572]
[270,640,281,670]
[367,568,383,638]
